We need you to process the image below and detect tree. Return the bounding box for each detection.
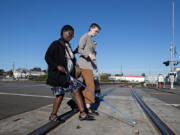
[115,73,123,76]
[0,69,4,75]
[100,73,111,82]
[141,73,145,77]
[7,70,13,76]
[42,69,47,73]
[31,67,41,71]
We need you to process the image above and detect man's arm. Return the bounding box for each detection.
[78,35,89,58]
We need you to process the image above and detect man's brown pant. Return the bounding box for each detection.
[81,69,95,104]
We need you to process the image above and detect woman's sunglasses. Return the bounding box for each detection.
[67,31,74,38]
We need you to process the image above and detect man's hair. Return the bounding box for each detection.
[61,25,74,37]
[89,23,101,31]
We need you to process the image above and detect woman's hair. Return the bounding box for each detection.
[60,25,74,37]
[89,23,101,31]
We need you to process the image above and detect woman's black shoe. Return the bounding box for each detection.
[79,114,95,121]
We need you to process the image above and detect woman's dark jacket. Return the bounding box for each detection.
[45,38,76,87]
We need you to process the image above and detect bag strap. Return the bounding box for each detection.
[58,39,73,60]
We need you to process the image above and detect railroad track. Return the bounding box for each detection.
[28,110,78,135]
[130,89,176,135]
[27,87,116,135]
[28,88,177,135]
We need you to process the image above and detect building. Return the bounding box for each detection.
[13,68,30,79]
[165,67,180,85]
[144,74,165,88]
[109,75,145,82]
[30,71,46,77]
[13,68,46,79]
[175,67,180,72]
[174,67,180,84]
[176,70,180,85]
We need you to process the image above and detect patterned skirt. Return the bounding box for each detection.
[51,80,80,96]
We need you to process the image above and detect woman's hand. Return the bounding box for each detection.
[57,66,67,74]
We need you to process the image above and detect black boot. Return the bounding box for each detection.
[86,107,99,116]
[89,108,99,116]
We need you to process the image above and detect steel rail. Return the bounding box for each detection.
[130,89,176,135]
[28,110,77,135]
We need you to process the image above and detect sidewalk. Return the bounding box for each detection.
[0,98,71,135]
[0,88,180,135]
[47,91,156,135]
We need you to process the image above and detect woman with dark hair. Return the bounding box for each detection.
[45,25,94,121]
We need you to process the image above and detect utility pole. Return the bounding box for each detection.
[163,1,180,89]
[121,65,122,75]
[170,1,175,72]
[169,1,175,89]
[12,61,15,78]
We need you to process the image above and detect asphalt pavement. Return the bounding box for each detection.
[0,81,180,135]
[0,81,114,120]
[141,87,180,110]
[0,81,53,120]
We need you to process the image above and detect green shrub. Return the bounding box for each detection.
[34,74,48,81]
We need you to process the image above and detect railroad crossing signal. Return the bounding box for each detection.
[163,61,170,66]
[174,61,180,66]
[163,61,179,67]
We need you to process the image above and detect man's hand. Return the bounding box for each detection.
[57,66,67,74]
[89,53,96,61]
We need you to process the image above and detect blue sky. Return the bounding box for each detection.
[0,0,179,75]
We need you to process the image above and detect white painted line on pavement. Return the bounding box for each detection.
[0,92,71,99]
[165,104,180,107]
